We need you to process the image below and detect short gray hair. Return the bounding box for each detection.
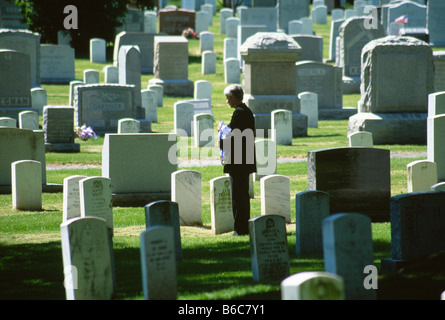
[224,84,244,101]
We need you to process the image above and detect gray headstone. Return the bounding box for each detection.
[427,114,445,181]
[113,32,157,74]
[0,29,41,87]
[239,7,278,31]
[0,50,31,111]
[40,44,75,84]
[389,191,445,261]
[119,45,142,108]
[323,213,375,300]
[193,113,214,147]
[295,190,329,255]
[428,0,445,46]
[278,0,310,33]
[249,215,290,282]
[254,139,277,181]
[102,133,177,195]
[140,225,177,300]
[60,217,115,300]
[144,200,182,261]
[43,106,75,144]
[74,84,136,135]
[292,35,323,63]
[0,127,46,185]
[308,147,391,222]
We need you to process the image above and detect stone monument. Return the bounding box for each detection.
[240,32,307,138]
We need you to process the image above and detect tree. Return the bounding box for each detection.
[10,0,155,56]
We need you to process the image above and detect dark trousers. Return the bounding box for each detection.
[229,172,251,235]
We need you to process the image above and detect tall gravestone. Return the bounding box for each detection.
[295,61,353,120]
[40,44,75,84]
[433,53,445,93]
[308,147,391,222]
[119,45,142,108]
[348,36,434,144]
[144,200,182,261]
[0,127,46,187]
[60,217,115,300]
[427,0,445,46]
[0,49,35,120]
[382,191,445,272]
[171,169,202,226]
[113,32,158,74]
[323,213,375,300]
[0,29,41,87]
[149,36,193,97]
[427,114,445,181]
[140,226,177,300]
[295,190,329,255]
[337,17,385,94]
[277,0,310,33]
[249,215,290,282]
[387,1,427,34]
[240,32,307,138]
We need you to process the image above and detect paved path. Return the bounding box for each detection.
[46,152,427,170]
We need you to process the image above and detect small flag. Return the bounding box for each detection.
[395,15,408,24]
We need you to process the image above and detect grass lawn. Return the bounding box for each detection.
[1,4,445,301]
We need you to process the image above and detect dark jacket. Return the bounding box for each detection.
[220,103,257,175]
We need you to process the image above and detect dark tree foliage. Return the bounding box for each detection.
[221,0,245,10]
[10,0,155,56]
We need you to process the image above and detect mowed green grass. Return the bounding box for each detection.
[1,5,445,300]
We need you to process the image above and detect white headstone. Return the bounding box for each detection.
[323,213,375,300]
[174,101,194,137]
[171,170,202,226]
[140,225,177,300]
[118,118,140,133]
[224,58,240,84]
[254,139,277,181]
[202,50,216,74]
[271,109,292,145]
[0,117,16,128]
[249,214,290,282]
[11,160,42,211]
[79,176,114,235]
[193,113,214,147]
[60,217,115,300]
[194,80,212,101]
[407,160,437,193]
[141,89,157,123]
[348,131,373,147]
[63,175,87,222]
[199,31,214,52]
[281,272,344,300]
[298,92,318,128]
[18,111,39,130]
[90,38,106,64]
[31,87,47,115]
[84,69,100,84]
[103,65,119,84]
[260,174,291,223]
[210,176,233,235]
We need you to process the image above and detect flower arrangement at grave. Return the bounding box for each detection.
[182,28,197,39]
[75,124,97,141]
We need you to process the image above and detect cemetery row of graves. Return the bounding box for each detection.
[1,0,445,300]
